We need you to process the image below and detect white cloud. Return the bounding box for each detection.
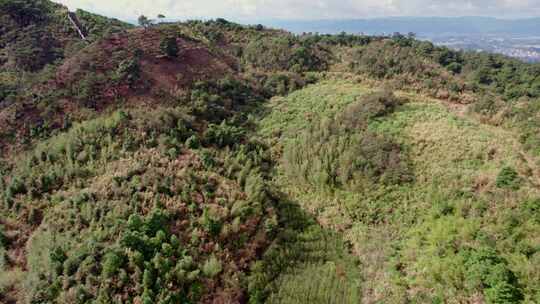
[53,0,540,20]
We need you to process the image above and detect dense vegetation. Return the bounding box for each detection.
[4,108,277,303]
[259,79,540,303]
[2,0,540,303]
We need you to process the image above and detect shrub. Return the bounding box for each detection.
[348,40,466,95]
[282,90,410,190]
[283,127,411,189]
[202,255,222,278]
[160,36,179,58]
[204,122,245,148]
[263,73,295,97]
[73,72,108,107]
[201,209,222,237]
[520,199,540,223]
[142,268,154,289]
[462,247,523,304]
[167,147,179,159]
[496,167,521,190]
[471,95,505,116]
[50,247,67,275]
[126,216,143,234]
[199,150,215,169]
[185,135,200,149]
[0,226,6,247]
[340,90,402,130]
[0,81,16,104]
[143,209,169,236]
[5,177,27,206]
[447,62,463,74]
[114,57,141,85]
[101,250,125,278]
[243,36,328,72]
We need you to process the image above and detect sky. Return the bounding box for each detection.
[54,0,540,21]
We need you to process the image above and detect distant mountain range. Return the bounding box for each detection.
[262,17,540,36]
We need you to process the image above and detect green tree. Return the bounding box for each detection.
[160,36,179,57]
[138,15,153,29]
[157,14,165,22]
[102,250,125,278]
[202,255,222,278]
[0,0,50,26]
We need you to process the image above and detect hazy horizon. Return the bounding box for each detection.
[54,0,540,22]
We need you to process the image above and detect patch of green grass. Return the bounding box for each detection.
[258,80,372,139]
[370,101,526,187]
[496,166,522,190]
[268,261,360,304]
[259,81,540,302]
[248,198,361,303]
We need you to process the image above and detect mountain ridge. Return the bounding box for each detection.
[262,16,540,35]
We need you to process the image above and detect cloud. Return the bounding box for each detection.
[54,0,540,20]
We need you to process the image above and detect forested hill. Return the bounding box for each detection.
[264,16,540,35]
[2,1,540,303]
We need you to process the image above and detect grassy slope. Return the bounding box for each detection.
[259,80,373,139]
[374,99,540,303]
[259,78,540,303]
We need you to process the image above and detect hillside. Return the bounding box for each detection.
[259,78,540,302]
[265,17,540,62]
[266,17,540,36]
[2,1,540,303]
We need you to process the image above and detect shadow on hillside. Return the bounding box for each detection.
[252,188,361,303]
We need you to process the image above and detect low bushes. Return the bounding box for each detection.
[1,101,279,303]
[462,247,523,304]
[282,90,411,190]
[496,167,521,190]
[160,36,179,58]
[189,78,260,122]
[283,126,411,190]
[113,56,141,86]
[259,72,318,97]
[243,35,329,72]
[204,121,245,148]
[340,88,402,130]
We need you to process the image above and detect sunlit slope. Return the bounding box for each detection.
[259,79,540,303]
